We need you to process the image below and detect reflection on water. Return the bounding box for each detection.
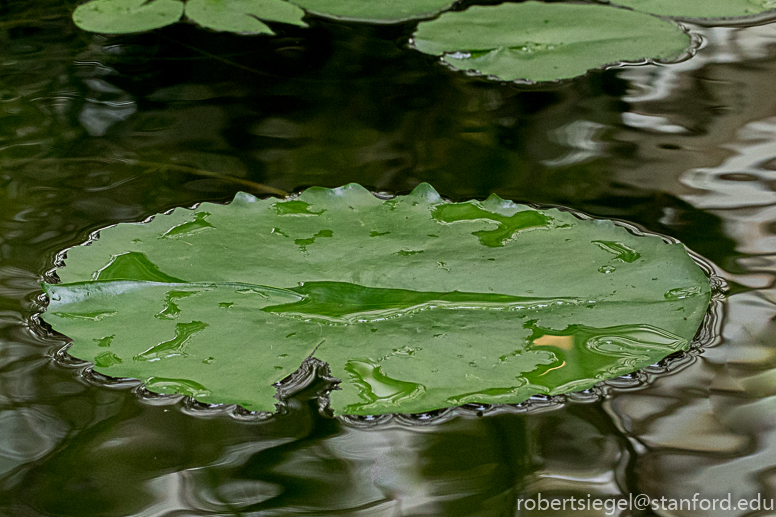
[2,0,776,514]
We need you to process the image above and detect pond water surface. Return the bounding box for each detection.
[2,1,776,515]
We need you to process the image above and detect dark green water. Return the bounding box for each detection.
[2,0,776,515]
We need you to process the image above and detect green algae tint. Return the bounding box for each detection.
[592,241,641,263]
[432,204,550,247]
[43,184,710,415]
[161,212,215,239]
[94,252,185,282]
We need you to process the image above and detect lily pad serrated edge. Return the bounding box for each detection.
[35,187,723,423]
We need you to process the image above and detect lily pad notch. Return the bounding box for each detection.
[42,184,712,416]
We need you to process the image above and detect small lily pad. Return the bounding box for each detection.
[72,0,184,34]
[412,2,691,83]
[185,0,307,34]
[43,184,710,416]
[287,0,456,22]
[608,0,776,20]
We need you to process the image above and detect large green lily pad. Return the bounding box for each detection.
[608,0,776,19]
[43,184,710,415]
[412,2,690,83]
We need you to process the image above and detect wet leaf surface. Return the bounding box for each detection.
[43,184,710,415]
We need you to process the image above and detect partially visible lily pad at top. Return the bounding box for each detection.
[607,0,776,20]
[286,0,456,23]
[72,0,308,34]
[185,0,307,35]
[72,0,455,33]
[412,1,691,83]
[42,184,711,416]
[73,0,185,34]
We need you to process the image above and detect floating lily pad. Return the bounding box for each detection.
[185,0,307,34]
[72,0,184,34]
[287,0,456,22]
[72,0,307,34]
[412,2,691,83]
[43,184,710,415]
[608,0,776,19]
